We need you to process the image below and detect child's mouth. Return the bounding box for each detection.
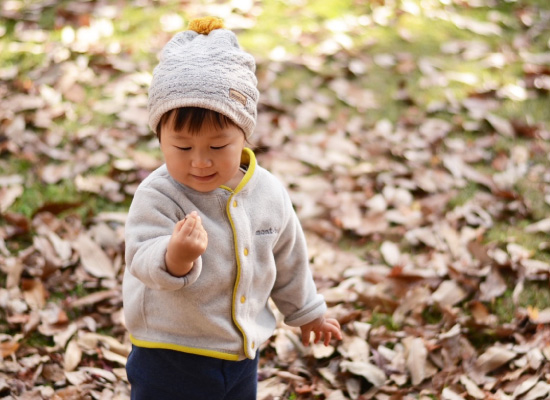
[192,173,217,182]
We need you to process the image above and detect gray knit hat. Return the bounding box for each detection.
[148,17,259,138]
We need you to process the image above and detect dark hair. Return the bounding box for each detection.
[157,107,238,141]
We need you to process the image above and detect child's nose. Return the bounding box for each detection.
[191,150,213,168]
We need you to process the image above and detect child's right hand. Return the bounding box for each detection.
[165,211,208,277]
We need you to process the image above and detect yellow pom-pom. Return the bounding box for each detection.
[187,17,224,34]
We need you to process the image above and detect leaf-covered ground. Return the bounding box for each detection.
[1,0,550,399]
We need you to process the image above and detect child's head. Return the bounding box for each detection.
[148,17,259,141]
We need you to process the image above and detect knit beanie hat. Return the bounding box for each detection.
[148,17,259,138]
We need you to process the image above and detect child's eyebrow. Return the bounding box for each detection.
[172,132,231,139]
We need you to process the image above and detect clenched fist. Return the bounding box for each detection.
[165,211,208,277]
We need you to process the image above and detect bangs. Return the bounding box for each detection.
[157,107,235,139]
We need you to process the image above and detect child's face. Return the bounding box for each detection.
[159,117,246,192]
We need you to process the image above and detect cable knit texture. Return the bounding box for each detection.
[148,17,259,137]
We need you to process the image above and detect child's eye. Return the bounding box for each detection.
[211,145,227,150]
[175,146,191,151]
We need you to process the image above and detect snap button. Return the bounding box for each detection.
[251,342,255,349]
[240,296,246,303]
[244,248,249,256]
[233,200,237,207]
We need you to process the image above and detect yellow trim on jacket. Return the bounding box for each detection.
[223,147,256,359]
[129,334,240,361]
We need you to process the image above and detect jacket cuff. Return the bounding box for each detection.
[150,256,202,290]
[147,237,202,290]
[283,295,327,327]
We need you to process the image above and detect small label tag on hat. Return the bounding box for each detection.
[229,89,247,106]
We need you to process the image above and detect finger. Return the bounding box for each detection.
[301,328,312,346]
[174,217,188,233]
[326,318,340,329]
[314,330,321,344]
[179,215,197,237]
[325,319,342,338]
[331,321,343,340]
[324,332,332,346]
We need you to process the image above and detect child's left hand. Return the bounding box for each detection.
[300,316,342,346]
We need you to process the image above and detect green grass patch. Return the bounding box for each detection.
[487,281,550,324]
[485,223,550,262]
[422,305,444,325]
[10,180,81,217]
[490,288,516,324]
[447,181,481,209]
[516,179,550,222]
[25,331,55,349]
[8,177,130,222]
[466,326,502,349]
[519,280,550,310]
[499,97,550,129]
[369,312,400,331]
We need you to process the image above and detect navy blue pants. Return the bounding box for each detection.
[126,346,259,400]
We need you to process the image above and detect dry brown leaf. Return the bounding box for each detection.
[380,241,401,266]
[72,233,115,278]
[486,113,515,137]
[257,376,288,400]
[404,337,428,386]
[101,348,128,366]
[0,340,20,358]
[475,345,517,375]
[63,339,82,372]
[339,336,369,363]
[340,360,386,387]
[469,301,498,326]
[512,375,539,398]
[479,268,507,302]
[393,286,431,325]
[79,367,117,383]
[68,289,119,308]
[273,329,301,364]
[525,218,550,233]
[22,279,47,310]
[459,375,485,399]
[522,381,550,400]
[326,390,348,400]
[0,185,23,213]
[442,387,465,400]
[527,307,550,324]
[432,280,468,307]
[78,332,130,356]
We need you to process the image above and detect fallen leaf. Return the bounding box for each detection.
[340,360,386,387]
[380,241,401,266]
[72,233,115,278]
[525,218,550,233]
[432,280,468,307]
[404,337,428,386]
[442,387,465,400]
[475,345,517,375]
[257,376,288,400]
[522,381,550,400]
[64,339,82,372]
[460,374,485,399]
[0,340,20,357]
[0,185,23,212]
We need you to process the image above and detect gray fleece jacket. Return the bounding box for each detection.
[123,148,326,360]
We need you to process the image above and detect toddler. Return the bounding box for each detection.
[123,16,341,400]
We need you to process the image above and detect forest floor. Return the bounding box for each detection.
[1,0,550,399]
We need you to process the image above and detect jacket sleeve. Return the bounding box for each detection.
[124,185,202,291]
[270,188,327,327]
